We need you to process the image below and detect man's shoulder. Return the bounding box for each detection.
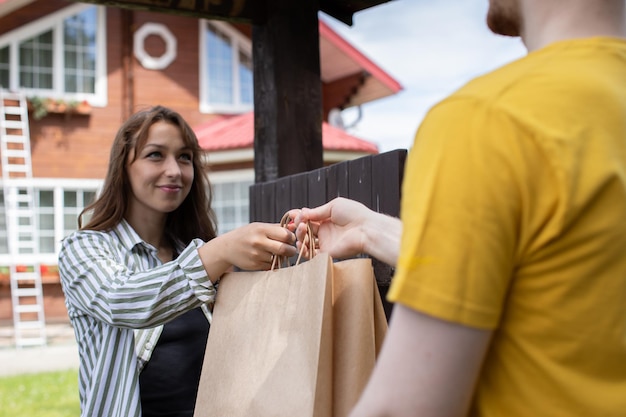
[455,37,626,105]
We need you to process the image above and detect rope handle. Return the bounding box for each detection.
[271,212,316,271]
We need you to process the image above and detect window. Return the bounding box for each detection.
[209,171,254,235]
[19,30,53,90]
[0,4,106,106]
[200,20,253,114]
[239,50,253,104]
[63,8,98,94]
[0,45,9,88]
[37,190,55,254]
[0,193,7,254]
[60,189,96,239]
[33,188,96,254]
[0,180,102,265]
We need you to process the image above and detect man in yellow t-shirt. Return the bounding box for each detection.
[389,35,626,416]
[291,0,626,416]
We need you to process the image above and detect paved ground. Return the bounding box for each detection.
[0,322,79,377]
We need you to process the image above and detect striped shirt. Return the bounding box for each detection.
[58,220,216,417]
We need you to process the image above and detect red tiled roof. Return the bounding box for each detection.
[195,112,378,154]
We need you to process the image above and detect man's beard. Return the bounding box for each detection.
[486,0,521,37]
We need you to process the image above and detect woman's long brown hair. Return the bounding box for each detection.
[79,105,218,243]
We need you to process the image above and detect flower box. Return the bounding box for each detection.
[27,97,92,120]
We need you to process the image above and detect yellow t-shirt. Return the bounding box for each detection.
[389,37,626,416]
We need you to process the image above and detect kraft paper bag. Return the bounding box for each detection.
[332,258,387,417]
[194,253,387,417]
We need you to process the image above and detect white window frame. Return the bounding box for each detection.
[0,4,107,107]
[209,169,254,235]
[0,178,103,266]
[199,19,253,114]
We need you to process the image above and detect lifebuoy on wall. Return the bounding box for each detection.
[133,22,177,70]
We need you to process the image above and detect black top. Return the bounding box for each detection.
[139,307,210,417]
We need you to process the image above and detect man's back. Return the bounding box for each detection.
[390,37,626,416]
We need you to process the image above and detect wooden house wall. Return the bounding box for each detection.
[1,1,351,181]
[2,4,215,180]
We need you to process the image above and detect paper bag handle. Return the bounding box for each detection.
[271,212,316,270]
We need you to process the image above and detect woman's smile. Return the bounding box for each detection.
[158,184,183,193]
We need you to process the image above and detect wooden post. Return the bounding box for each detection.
[252,0,324,183]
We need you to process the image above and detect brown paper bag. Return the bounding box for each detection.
[332,258,388,417]
[194,253,387,417]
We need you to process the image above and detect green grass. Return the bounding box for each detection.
[0,369,80,417]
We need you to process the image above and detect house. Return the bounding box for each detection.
[0,0,401,324]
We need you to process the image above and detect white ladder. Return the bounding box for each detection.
[0,90,46,347]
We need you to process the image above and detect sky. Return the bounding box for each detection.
[321,0,528,153]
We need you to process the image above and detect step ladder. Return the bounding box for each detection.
[0,90,47,347]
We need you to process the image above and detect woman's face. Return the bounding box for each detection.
[126,121,194,220]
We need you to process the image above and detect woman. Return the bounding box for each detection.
[58,105,296,417]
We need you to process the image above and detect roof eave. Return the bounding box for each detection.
[0,0,35,18]
[319,17,402,108]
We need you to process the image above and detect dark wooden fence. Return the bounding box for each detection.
[249,149,407,319]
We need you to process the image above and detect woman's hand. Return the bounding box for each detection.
[198,222,296,281]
